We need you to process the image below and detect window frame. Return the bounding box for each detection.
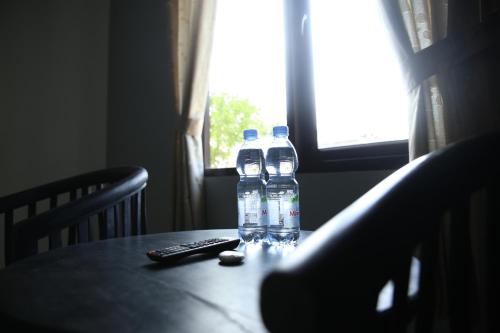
[204,0,409,176]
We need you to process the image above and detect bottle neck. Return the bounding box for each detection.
[242,141,261,152]
[273,135,288,142]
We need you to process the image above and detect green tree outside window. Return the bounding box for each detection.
[209,93,268,168]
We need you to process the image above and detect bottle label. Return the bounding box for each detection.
[238,190,267,228]
[284,193,300,228]
[268,191,300,228]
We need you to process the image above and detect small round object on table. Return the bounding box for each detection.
[218,250,245,265]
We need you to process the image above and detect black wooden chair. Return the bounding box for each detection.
[0,166,148,265]
[260,131,500,332]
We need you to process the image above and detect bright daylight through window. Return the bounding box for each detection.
[310,1,409,149]
[207,0,286,169]
[207,0,409,169]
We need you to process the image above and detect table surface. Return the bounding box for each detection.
[0,229,312,333]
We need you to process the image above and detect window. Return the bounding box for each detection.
[310,1,408,149]
[205,0,409,173]
[206,0,287,169]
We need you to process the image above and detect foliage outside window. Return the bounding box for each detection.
[208,94,267,168]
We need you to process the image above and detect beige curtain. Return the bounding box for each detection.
[383,0,500,332]
[384,0,449,159]
[399,0,448,159]
[167,0,217,230]
[386,0,500,157]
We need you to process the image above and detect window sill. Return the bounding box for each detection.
[205,168,238,177]
[204,140,408,176]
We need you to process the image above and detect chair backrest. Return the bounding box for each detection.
[260,131,500,332]
[0,166,148,265]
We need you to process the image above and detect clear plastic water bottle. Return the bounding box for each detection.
[236,129,267,243]
[266,125,300,245]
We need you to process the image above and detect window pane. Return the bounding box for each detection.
[310,1,409,149]
[208,0,287,169]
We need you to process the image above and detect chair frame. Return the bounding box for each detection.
[0,166,148,265]
[260,131,500,332]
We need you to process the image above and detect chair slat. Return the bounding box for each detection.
[68,190,77,245]
[48,196,62,250]
[28,203,36,218]
[135,192,143,235]
[77,187,90,243]
[392,254,412,331]
[415,231,439,333]
[131,193,139,236]
[98,211,107,239]
[132,192,143,235]
[96,184,112,240]
[77,218,91,243]
[448,200,475,333]
[123,197,131,237]
[4,210,14,265]
[485,184,500,333]
[105,207,116,239]
[95,184,108,239]
[26,203,40,254]
[95,183,108,239]
[140,189,147,235]
[114,204,120,236]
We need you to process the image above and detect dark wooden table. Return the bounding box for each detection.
[0,229,312,332]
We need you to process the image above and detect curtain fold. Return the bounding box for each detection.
[382,0,500,332]
[383,0,449,159]
[167,0,217,230]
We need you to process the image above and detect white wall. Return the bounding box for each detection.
[106,0,177,234]
[0,0,109,195]
[0,0,110,267]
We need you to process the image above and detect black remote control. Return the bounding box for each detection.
[146,237,241,263]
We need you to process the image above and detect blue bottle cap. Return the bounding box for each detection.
[243,129,258,141]
[273,126,288,137]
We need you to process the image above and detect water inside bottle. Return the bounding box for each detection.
[237,147,267,243]
[236,149,265,176]
[265,147,297,175]
[266,144,300,245]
